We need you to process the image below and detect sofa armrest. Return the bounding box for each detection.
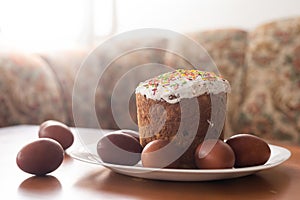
[0,50,67,127]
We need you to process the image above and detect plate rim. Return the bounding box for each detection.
[67,144,291,175]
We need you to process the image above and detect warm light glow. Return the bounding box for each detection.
[0,0,299,52]
[116,0,300,32]
[0,0,113,52]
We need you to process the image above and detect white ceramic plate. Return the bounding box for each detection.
[67,143,291,181]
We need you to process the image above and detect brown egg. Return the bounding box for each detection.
[40,120,57,130]
[194,139,235,169]
[39,120,74,150]
[119,129,140,142]
[16,138,64,176]
[97,133,142,166]
[226,134,271,168]
[141,139,181,168]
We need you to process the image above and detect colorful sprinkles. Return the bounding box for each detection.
[138,69,222,95]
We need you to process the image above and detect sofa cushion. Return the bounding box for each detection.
[191,29,248,138]
[40,49,88,126]
[49,33,170,130]
[237,17,300,144]
[93,35,170,130]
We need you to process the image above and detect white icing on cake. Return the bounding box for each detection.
[135,69,231,104]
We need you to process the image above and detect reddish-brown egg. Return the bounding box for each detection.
[226,134,271,168]
[97,133,142,166]
[141,139,181,168]
[194,139,235,169]
[16,138,64,176]
[113,129,140,142]
[39,120,74,150]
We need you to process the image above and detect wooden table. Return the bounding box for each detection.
[1,125,299,200]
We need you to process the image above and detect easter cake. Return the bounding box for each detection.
[135,69,231,168]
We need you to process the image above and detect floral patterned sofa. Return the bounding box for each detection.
[0,17,299,145]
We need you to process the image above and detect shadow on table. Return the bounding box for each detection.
[75,166,290,199]
[18,175,62,195]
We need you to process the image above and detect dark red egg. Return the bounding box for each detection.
[16,138,64,176]
[194,139,235,169]
[226,134,271,167]
[112,129,140,142]
[97,133,142,166]
[39,120,74,150]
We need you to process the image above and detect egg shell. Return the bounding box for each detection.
[97,133,142,166]
[141,139,181,168]
[113,129,140,142]
[226,134,271,168]
[39,120,74,150]
[40,120,59,130]
[16,138,64,176]
[194,139,235,169]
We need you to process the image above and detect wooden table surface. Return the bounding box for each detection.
[0,125,299,200]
